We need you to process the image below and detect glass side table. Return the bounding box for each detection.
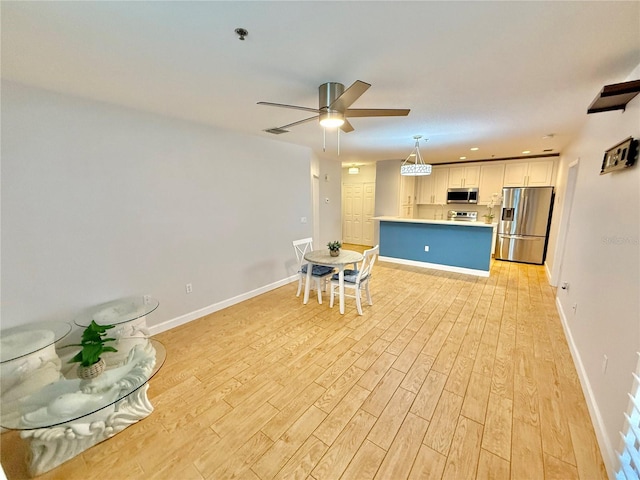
[73,295,159,328]
[1,321,72,364]
[1,321,73,434]
[0,338,166,477]
[73,296,159,368]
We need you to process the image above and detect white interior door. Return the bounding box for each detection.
[352,184,363,245]
[342,182,372,246]
[342,184,355,244]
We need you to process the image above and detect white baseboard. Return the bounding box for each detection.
[544,261,554,286]
[148,275,298,336]
[378,256,490,278]
[555,296,616,479]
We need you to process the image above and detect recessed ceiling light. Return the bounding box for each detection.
[522,150,531,154]
[459,156,466,160]
[470,147,479,151]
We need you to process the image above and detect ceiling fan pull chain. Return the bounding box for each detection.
[323,127,326,152]
[337,128,340,156]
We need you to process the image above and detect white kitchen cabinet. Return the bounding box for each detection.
[417,167,449,204]
[399,175,416,218]
[527,160,555,186]
[432,168,450,204]
[503,159,555,187]
[448,165,480,188]
[416,175,430,204]
[478,163,505,204]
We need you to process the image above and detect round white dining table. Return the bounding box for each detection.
[303,249,364,314]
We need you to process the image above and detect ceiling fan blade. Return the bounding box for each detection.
[345,108,410,118]
[266,115,319,133]
[329,80,371,111]
[257,102,320,114]
[340,119,354,133]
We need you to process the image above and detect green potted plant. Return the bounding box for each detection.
[327,240,342,257]
[68,320,118,379]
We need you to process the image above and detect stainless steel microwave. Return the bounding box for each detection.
[447,188,479,204]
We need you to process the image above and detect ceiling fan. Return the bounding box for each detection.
[258,80,410,134]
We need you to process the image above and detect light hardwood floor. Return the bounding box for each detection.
[1,245,607,479]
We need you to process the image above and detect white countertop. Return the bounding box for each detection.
[374,216,496,228]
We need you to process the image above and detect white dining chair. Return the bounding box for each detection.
[329,245,379,315]
[292,237,334,304]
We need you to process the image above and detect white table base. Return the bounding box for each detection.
[302,250,363,315]
[303,264,347,313]
[21,384,153,477]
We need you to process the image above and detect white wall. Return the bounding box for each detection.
[341,164,376,185]
[374,160,401,217]
[316,155,342,249]
[373,160,402,246]
[1,81,317,332]
[553,65,640,475]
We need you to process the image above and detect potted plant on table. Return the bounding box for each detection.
[327,240,342,257]
[68,320,118,380]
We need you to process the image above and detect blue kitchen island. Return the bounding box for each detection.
[375,217,495,277]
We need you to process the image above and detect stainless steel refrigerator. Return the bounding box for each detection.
[496,186,554,265]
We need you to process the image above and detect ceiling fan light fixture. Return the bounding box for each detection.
[319,111,345,128]
[401,135,432,176]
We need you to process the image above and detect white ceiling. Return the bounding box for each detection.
[2,1,639,166]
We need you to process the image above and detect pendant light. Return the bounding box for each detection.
[401,135,432,176]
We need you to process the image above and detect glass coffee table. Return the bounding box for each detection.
[0,334,165,477]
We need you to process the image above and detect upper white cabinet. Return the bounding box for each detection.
[417,167,449,204]
[478,163,506,204]
[503,159,555,187]
[399,175,416,218]
[448,165,480,188]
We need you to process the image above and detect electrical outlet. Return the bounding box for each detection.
[186,283,193,294]
[424,245,429,252]
[602,355,608,374]
[300,217,307,224]
[143,295,151,305]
